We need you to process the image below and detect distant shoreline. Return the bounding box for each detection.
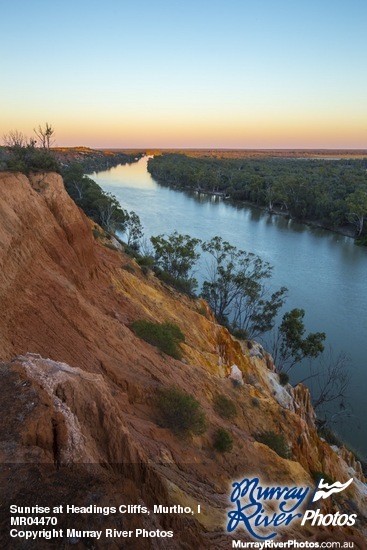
[163,183,358,240]
[50,146,367,160]
[102,148,367,160]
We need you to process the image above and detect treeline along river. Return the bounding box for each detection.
[92,156,367,458]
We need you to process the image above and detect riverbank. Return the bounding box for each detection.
[147,152,366,243]
[53,146,145,172]
[229,200,358,240]
[146,148,367,159]
[158,179,360,242]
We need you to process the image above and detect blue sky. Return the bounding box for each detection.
[1,0,367,147]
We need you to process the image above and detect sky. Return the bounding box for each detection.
[1,0,367,149]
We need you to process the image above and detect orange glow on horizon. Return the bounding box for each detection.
[3,106,366,150]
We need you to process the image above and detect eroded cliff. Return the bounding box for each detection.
[0,171,366,548]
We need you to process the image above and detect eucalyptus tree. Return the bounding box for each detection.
[96,192,129,233]
[270,308,326,373]
[124,211,144,249]
[201,236,287,338]
[346,187,367,236]
[150,231,202,293]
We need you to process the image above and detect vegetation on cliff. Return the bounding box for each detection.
[256,431,292,459]
[213,394,237,420]
[130,320,185,359]
[156,386,206,436]
[0,141,60,173]
[1,129,144,248]
[142,230,351,425]
[60,159,144,245]
[1,124,143,173]
[213,428,233,453]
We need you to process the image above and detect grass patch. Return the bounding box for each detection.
[130,320,185,359]
[256,431,291,459]
[213,394,237,419]
[156,386,206,436]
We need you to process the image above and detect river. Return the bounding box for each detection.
[92,156,367,459]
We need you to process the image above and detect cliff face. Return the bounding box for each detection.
[0,171,366,548]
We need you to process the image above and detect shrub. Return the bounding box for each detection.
[154,268,197,296]
[92,227,105,239]
[130,320,185,359]
[3,145,60,173]
[156,386,206,436]
[213,394,237,419]
[279,372,289,386]
[256,431,291,459]
[230,327,248,340]
[136,255,155,269]
[123,243,139,258]
[213,428,233,453]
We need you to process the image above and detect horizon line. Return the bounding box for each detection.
[52,146,367,152]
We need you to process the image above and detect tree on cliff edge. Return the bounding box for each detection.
[201,236,287,338]
[151,231,201,293]
[97,192,129,234]
[2,127,59,173]
[34,122,55,150]
[2,129,28,148]
[271,308,325,373]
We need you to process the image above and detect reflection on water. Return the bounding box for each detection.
[92,159,157,189]
[93,156,367,458]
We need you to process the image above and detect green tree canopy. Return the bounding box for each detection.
[271,308,326,372]
[346,187,367,236]
[150,231,201,290]
[201,236,287,338]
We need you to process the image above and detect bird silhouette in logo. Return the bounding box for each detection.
[312,478,353,502]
